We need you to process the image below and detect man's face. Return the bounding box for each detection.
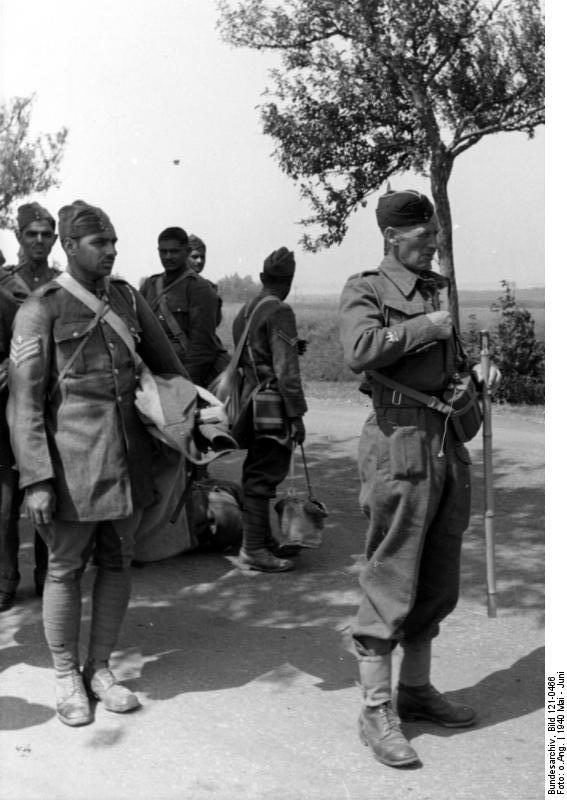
[68,230,117,283]
[158,239,188,272]
[187,248,205,273]
[17,221,57,265]
[390,215,438,272]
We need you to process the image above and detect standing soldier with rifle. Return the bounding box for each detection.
[339,188,500,768]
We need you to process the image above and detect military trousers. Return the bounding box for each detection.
[352,407,472,654]
[242,436,292,499]
[0,467,22,592]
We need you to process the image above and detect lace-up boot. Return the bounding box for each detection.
[397,682,477,728]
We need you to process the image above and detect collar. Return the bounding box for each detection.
[378,254,449,298]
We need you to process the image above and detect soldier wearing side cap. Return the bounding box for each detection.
[7,200,186,727]
[233,246,307,573]
[140,227,228,387]
[0,203,61,608]
[339,189,501,768]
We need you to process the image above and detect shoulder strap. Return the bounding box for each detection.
[55,272,142,366]
[369,370,453,416]
[154,274,190,356]
[150,269,193,311]
[231,295,279,374]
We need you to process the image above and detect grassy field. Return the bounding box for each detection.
[218,293,545,383]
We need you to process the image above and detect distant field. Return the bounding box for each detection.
[218,292,545,383]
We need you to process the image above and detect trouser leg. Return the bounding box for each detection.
[399,639,431,686]
[86,511,140,663]
[33,531,48,594]
[38,520,96,674]
[0,467,21,595]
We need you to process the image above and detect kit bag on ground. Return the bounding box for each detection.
[189,478,243,551]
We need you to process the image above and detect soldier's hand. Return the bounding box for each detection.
[0,358,8,391]
[472,362,502,392]
[24,481,56,527]
[425,310,453,340]
[290,417,306,445]
[297,338,308,356]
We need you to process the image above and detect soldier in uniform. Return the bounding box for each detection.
[0,286,19,611]
[140,227,227,387]
[233,246,307,573]
[8,200,186,727]
[0,202,61,601]
[339,189,500,768]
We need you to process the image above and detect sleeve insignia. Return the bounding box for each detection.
[277,330,298,347]
[10,335,42,366]
[385,330,400,343]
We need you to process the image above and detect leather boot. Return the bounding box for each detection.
[238,547,294,572]
[397,682,477,728]
[55,669,93,727]
[359,703,420,767]
[239,496,294,572]
[83,660,140,713]
[357,651,419,767]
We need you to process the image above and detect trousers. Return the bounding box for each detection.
[352,407,471,653]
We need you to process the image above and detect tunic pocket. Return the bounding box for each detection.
[53,319,93,375]
[388,425,426,479]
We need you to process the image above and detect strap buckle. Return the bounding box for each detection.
[392,390,403,406]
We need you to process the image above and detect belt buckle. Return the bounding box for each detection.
[392,390,402,406]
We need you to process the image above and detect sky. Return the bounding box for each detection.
[0,0,544,294]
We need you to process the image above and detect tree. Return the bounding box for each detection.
[218,0,544,326]
[0,95,68,229]
[217,272,261,302]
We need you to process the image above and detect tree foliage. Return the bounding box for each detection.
[0,95,68,229]
[218,0,544,323]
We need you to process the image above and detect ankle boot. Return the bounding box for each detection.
[238,547,294,572]
[239,496,294,572]
[55,669,93,727]
[359,703,420,767]
[357,651,419,767]
[83,660,140,713]
[397,682,477,728]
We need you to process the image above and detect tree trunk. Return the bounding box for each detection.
[429,151,461,332]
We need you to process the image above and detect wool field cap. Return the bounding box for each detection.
[58,200,115,240]
[17,202,56,232]
[376,189,434,230]
[187,234,206,253]
[263,246,295,278]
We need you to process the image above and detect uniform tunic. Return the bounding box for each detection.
[140,269,221,386]
[0,263,60,305]
[233,294,307,498]
[339,254,472,648]
[8,277,185,522]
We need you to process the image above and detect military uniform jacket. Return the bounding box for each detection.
[339,254,463,401]
[0,287,18,468]
[140,269,219,384]
[0,263,60,305]
[7,277,185,521]
[233,294,307,420]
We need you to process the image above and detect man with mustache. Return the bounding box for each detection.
[0,202,61,607]
[339,188,500,768]
[141,227,224,387]
[8,200,186,726]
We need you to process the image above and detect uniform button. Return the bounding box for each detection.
[72,331,79,337]
[117,395,122,402]
[108,342,114,349]
[114,369,119,375]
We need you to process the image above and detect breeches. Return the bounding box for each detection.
[242,437,292,499]
[352,408,471,650]
[37,512,142,581]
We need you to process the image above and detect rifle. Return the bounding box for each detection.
[480,330,497,617]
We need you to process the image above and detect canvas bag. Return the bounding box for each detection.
[208,295,278,435]
[275,445,328,549]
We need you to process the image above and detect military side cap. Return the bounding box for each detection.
[17,202,56,232]
[58,200,115,240]
[187,234,206,253]
[376,189,434,230]
[263,246,295,278]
